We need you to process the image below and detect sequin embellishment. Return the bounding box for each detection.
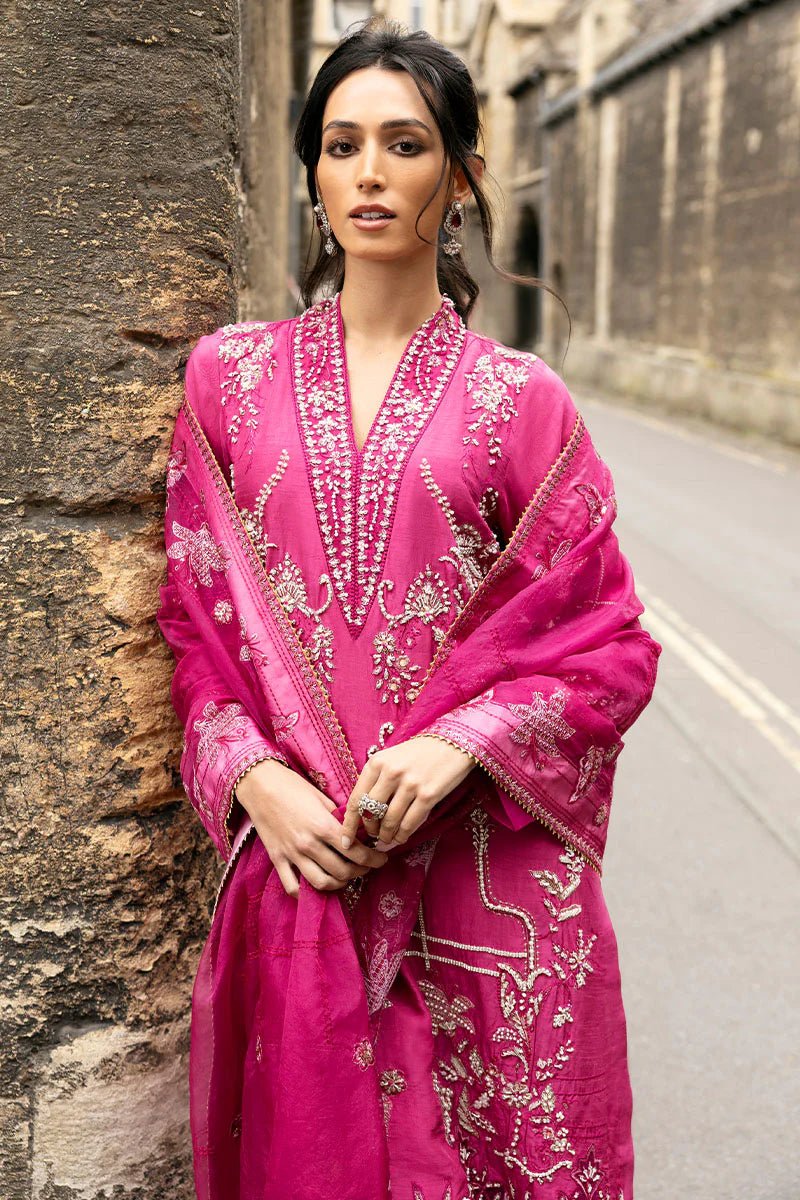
[292,292,466,629]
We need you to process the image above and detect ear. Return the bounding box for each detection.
[450,153,485,204]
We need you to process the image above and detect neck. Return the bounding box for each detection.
[337,253,444,345]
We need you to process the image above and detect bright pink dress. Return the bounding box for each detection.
[156,292,661,1200]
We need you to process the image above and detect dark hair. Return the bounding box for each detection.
[292,15,569,336]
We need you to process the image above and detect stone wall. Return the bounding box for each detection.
[0,2,289,1194]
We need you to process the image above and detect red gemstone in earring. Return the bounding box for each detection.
[450,211,462,228]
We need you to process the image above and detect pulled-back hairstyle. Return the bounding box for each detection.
[293,15,568,332]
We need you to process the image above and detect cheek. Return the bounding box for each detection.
[400,164,447,229]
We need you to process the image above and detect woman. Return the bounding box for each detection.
[156,17,661,1200]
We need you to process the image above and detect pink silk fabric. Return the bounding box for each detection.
[156,292,661,1200]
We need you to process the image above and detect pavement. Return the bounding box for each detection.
[574,392,800,1199]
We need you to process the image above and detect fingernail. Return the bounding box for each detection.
[341,835,351,849]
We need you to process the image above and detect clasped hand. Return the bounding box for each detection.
[234,735,475,898]
[339,735,475,852]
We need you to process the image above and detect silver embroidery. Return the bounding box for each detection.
[418,811,622,1196]
[507,687,577,768]
[533,530,574,580]
[230,451,288,563]
[166,520,230,588]
[193,699,249,769]
[217,322,278,454]
[268,552,335,682]
[462,345,535,467]
[568,745,605,804]
[420,458,500,593]
[292,292,466,629]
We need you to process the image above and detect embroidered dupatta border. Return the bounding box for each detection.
[411,408,587,704]
[180,398,359,796]
[403,410,608,873]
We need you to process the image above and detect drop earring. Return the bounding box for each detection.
[313,200,337,256]
[442,198,464,256]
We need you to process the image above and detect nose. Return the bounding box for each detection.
[355,138,386,191]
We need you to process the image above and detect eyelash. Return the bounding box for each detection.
[325,138,423,157]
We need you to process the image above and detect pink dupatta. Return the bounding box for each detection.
[157,369,661,1198]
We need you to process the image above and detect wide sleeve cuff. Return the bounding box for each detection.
[183,704,289,858]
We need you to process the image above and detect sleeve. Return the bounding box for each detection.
[418,357,661,843]
[155,333,289,859]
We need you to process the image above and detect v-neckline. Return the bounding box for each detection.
[333,289,450,457]
[291,289,466,632]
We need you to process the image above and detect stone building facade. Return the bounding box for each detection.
[508,0,800,443]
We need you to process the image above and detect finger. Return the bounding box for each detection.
[317,810,388,866]
[312,842,372,882]
[388,797,430,846]
[356,769,398,839]
[275,858,300,899]
[375,783,415,844]
[327,835,389,870]
[339,768,372,847]
[340,760,383,847]
[295,854,352,892]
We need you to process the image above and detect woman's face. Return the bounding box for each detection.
[315,66,458,262]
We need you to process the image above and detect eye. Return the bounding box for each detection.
[325,138,355,155]
[393,140,423,155]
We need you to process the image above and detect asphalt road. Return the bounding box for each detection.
[575,391,800,1200]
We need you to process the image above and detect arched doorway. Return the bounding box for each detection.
[515,203,541,348]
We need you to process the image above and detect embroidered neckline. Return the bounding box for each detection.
[291,291,466,632]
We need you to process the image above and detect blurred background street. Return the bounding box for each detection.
[586,393,800,1197]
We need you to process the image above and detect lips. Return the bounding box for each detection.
[349,205,396,219]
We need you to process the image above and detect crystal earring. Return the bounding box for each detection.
[442,198,464,256]
[313,200,337,256]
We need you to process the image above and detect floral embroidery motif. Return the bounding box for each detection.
[272,710,300,742]
[217,322,278,455]
[593,802,609,826]
[292,291,466,630]
[462,345,535,467]
[193,700,249,768]
[352,1038,375,1070]
[420,459,500,593]
[568,745,605,804]
[378,890,404,920]
[268,553,335,682]
[166,445,187,489]
[558,1148,625,1200]
[213,599,233,624]
[533,530,574,580]
[574,481,615,526]
[167,520,230,588]
[373,559,460,706]
[238,614,270,667]
[419,811,617,1196]
[380,1068,407,1095]
[508,687,577,768]
[372,629,423,706]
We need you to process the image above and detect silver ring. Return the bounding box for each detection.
[358,792,388,820]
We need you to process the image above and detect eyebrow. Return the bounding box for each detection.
[321,118,432,136]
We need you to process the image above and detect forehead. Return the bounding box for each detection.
[322,66,430,124]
